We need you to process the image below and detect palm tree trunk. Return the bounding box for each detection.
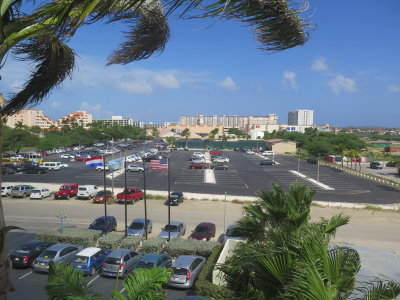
[0,111,15,299]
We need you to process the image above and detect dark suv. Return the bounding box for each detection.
[370,161,383,169]
[89,216,117,233]
[165,192,184,206]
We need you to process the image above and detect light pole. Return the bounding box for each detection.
[297,149,300,172]
[317,153,320,182]
[56,210,67,234]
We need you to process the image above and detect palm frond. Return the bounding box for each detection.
[2,34,75,116]
[113,267,171,300]
[357,279,400,300]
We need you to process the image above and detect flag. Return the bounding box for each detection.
[86,156,103,167]
[150,158,168,170]
[108,158,124,171]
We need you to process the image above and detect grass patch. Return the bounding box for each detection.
[231,199,245,204]
[145,194,167,200]
[364,205,383,211]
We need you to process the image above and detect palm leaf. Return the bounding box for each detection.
[358,279,400,300]
[0,225,23,252]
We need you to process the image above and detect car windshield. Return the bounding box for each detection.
[163,225,178,232]
[74,256,89,263]
[79,188,87,191]
[91,219,104,227]
[226,228,237,237]
[11,187,21,191]
[195,226,209,234]
[96,191,108,196]
[137,261,154,269]
[105,257,120,265]
[32,189,41,193]
[40,250,57,259]
[15,245,33,254]
[129,222,143,230]
[172,267,188,275]
[169,194,179,199]
[61,186,72,190]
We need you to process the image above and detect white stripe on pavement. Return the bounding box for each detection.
[87,274,100,285]
[18,271,32,279]
[204,169,216,184]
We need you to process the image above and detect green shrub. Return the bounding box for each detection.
[37,228,101,247]
[140,237,166,253]
[97,232,124,249]
[195,245,238,299]
[164,238,219,258]
[119,236,143,250]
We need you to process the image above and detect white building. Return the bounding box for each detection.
[288,109,314,126]
[94,116,133,126]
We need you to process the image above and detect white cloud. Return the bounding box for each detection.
[328,75,357,95]
[388,85,400,93]
[153,73,180,89]
[282,71,298,91]
[310,57,328,72]
[219,77,238,90]
[50,101,60,108]
[81,101,103,114]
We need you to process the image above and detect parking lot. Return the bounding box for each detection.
[3,148,400,204]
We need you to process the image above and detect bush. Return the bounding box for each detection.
[38,228,101,247]
[164,238,219,258]
[195,245,238,299]
[119,236,143,250]
[140,237,166,253]
[97,232,124,249]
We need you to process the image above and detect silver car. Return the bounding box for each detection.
[127,218,153,237]
[11,185,34,198]
[32,244,83,273]
[127,164,144,172]
[168,255,206,289]
[102,249,141,278]
[159,221,186,239]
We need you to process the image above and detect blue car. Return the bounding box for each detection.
[72,247,111,275]
[88,216,117,233]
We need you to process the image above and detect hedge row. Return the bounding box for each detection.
[164,238,218,258]
[195,245,238,299]
[37,228,101,247]
[97,232,125,249]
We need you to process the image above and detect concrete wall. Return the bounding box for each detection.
[212,239,242,286]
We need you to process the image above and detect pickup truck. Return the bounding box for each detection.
[117,187,143,204]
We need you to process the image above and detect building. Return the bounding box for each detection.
[180,114,218,126]
[94,116,133,127]
[265,138,297,154]
[5,109,55,129]
[57,111,93,128]
[288,109,314,126]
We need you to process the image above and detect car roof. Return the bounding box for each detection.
[108,248,131,257]
[166,221,183,226]
[79,185,96,188]
[196,222,215,228]
[173,255,205,268]
[19,240,49,247]
[62,183,79,187]
[94,216,115,221]
[132,218,151,223]
[76,247,102,257]
[141,253,168,262]
[170,192,182,195]
[47,243,73,251]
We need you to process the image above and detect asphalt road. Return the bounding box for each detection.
[3,149,400,204]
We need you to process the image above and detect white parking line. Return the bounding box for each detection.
[204,169,216,184]
[87,274,100,285]
[120,288,125,294]
[18,271,32,279]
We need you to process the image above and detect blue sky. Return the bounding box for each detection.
[1,0,399,127]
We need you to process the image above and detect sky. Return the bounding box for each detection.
[1,0,400,127]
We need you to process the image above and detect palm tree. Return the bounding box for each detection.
[0,1,311,297]
[181,128,191,148]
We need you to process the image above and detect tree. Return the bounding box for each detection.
[151,127,160,137]
[209,128,219,141]
[165,136,176,145]
[0,0,311,297]
[181,128,191,148]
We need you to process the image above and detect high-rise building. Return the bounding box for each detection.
[288,109,314,126]
[5,109,55,129]
[94,116,133,127]
[57,111,93,128]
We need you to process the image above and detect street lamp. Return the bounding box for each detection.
[317,153,320,182]
[297,149,300,173]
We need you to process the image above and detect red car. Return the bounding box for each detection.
[41,151,49,156]
[117,187,143,204]
[54,183,79,199]
[210,150,222,155]
[189,222,216,241]
[74,156,86,161]
[189,163,208,169]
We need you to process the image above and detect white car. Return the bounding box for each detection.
[212,157,229,163]
[262,151,274,156]
[246,150,255,155]
[60,163,69,168]
[1,185,13,197]
[77,185,98,200]
[30,188,51,199]
[60,154,71,159]
[127,165,144,172]
[10,155,24,161]
[96,165,109,171]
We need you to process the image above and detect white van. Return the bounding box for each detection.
[77,185,98,200]
[39,162,61,171]
[262,151,274,156]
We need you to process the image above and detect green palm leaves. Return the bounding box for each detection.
[220,183,400,300]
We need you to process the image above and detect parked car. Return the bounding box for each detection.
[77,185,98,199]
[116,187,143,204]
[223,224,244,244]
[102,249,141,278]
[307,158,318,164]
[60,154,71,159]
[23,165,48,174]
[96,165,109,171]
[88,216,117,233]
[10,241,52,268]
[210,150,222,155]
[3,163,24,172]
[74,156,86,161]
[262,151,274,156]
[260,159,276,165]
[72,247,111,276]
[54,183,79,199]
[30,188,51,199]
[127,164,144,172]
[32,244,83,273]
[92,190,114,204]
[11,185,34,198]
[212,156,229,163]
[370,161,383,169]
[168,255,206,289]
[127,218,153,237]
[136,253,172,270]
[165,192,184,206]
[189,222,216,241]
[159,221,186,239]
[211,163,228,170]
[39,162,61,171]
[2,167,16,174]
[189,163,208,169]
[1,185,13,197]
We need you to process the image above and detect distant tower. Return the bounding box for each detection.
[288,109,314,126]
